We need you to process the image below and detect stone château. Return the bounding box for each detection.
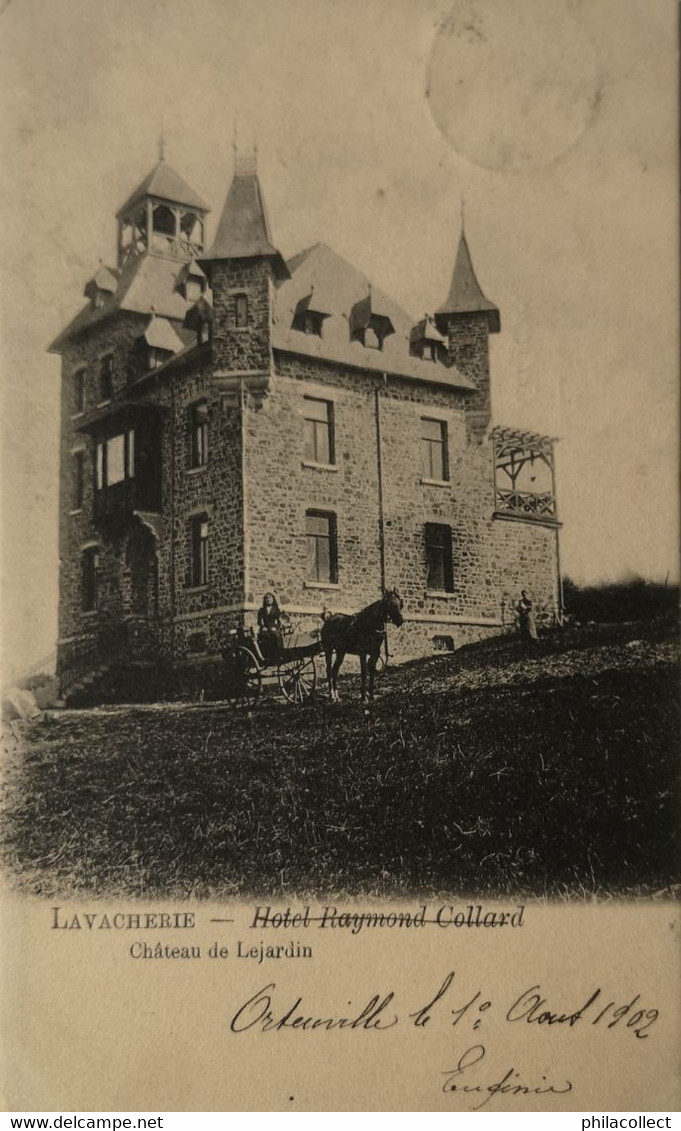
[51,150,561,697]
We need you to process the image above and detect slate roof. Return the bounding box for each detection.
[52,240,476,391]
[436,231,500,333]
[49,255,203,352]
[117,160,208,217]
[199,172,289,279]
[272,243,474,390]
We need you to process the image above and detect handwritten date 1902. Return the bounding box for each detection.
[410,973,659,1040]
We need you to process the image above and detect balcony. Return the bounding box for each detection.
[94,474,161,528]
[492,426,560,526]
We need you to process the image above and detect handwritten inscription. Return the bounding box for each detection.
[228,971,661,1104]
[441,1044,572,1109]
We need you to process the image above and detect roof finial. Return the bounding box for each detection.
[159,120,166,163]
[232,112,239,169]
[460,193,465,232]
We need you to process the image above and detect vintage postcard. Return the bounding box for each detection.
[1,0,678,1114]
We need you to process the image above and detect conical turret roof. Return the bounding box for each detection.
[117,160,208,217]
[436,231,500,333]
[199,169,289,279]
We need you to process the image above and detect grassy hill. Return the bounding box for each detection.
[1,618,678,901]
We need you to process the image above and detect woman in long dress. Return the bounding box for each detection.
[257,592,284,661]
[517,589,539,644]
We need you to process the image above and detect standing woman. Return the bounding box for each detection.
[517,589,539,644]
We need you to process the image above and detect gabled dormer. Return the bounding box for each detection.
[177,260,207,303]
[84,266,118,310]
[349,290,394,351]
[116,156,209,269]
[410,314,447,362]
[134,314,184,371]
[292,288,330,337]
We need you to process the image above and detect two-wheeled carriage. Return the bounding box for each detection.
[220,625,321,709]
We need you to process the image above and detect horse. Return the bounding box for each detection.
[321,589,404,703]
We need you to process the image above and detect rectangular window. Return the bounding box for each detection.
[425,522,454,592]
[235,293,248,328]
[100,355,114,402]
[421,417,448,481]
[106,434,126,485]
[95,430,135,490]
[190,402,209,468]
[74,370,86,414]
[306,510,337,584]
[74,451,84,509]
[190,515,209,586]
[303,397,334,465]
[82,548,99,611]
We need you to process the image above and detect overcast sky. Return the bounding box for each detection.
[0,0,678,674]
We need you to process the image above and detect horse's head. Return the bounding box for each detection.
[383,587,404,627]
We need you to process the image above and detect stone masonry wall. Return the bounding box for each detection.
[57,312,148,654]
[239,351,559,659]
[57,311,560,676]
[57,315,246,671]
[209,259,272,374]
[160,355,245,659]
[446,311,492,441]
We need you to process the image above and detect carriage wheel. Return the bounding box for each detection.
[277,654,317,704]
[223,645,262,710]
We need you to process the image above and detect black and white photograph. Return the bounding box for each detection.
[0,0,678,1115]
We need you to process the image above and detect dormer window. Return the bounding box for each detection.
[178,260,206,303]
[136,315,183,373]
[410,314,447,362]
[350,293,394,352]
[84,266,118,311]
[292,293,330,338]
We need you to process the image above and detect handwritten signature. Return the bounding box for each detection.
[441,1043,572,1109]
